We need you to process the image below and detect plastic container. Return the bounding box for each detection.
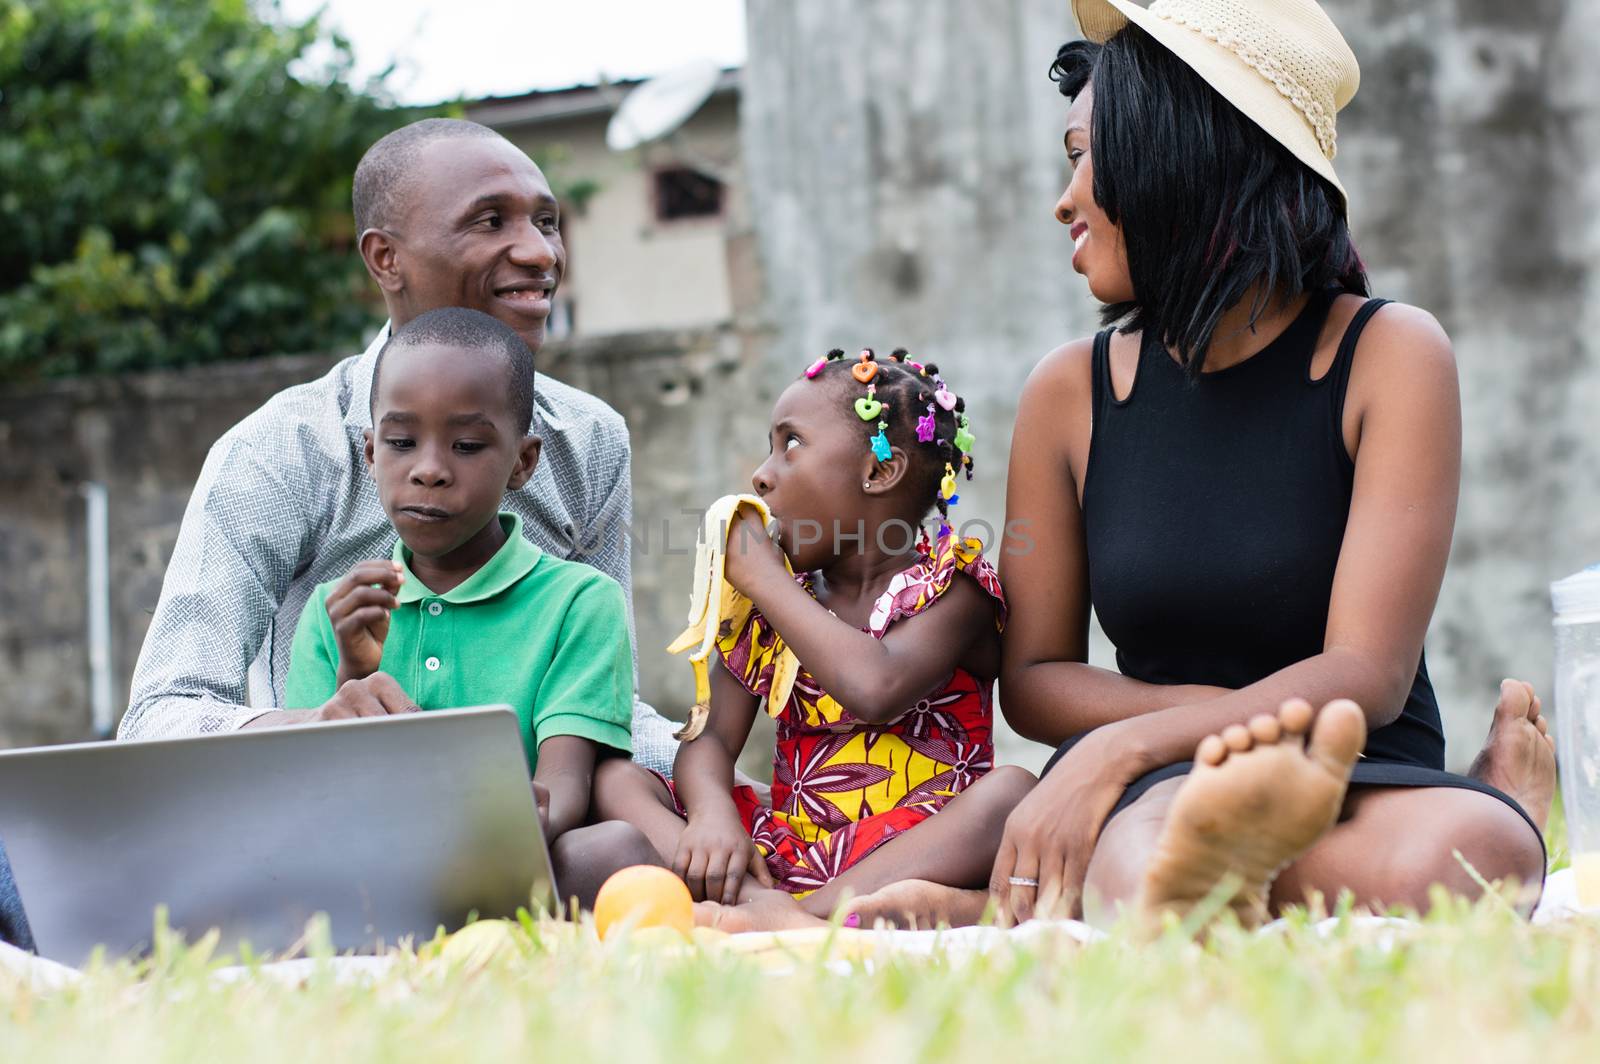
[1552,564,1600,907]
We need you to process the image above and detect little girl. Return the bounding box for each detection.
[596,348,1034,928]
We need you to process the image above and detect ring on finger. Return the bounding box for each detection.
[1007,875,1041,888]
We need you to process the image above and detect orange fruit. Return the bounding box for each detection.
[593,864,694,941]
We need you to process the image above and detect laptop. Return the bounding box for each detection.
[0,706,557,965]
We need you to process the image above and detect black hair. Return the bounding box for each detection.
[1050,30,1367,378]
[808,348,974,523]
[352,118,505,235]
[372,307,537,435]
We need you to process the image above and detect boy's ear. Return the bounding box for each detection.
[861,446,910,495]
[362,428,376,474]
[358,228,404,294]
[507,435,542,491]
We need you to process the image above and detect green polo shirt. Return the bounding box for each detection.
[283,513,633,771]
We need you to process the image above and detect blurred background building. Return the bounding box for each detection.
[3,0,1599,775]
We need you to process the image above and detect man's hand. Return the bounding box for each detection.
[673,809,773,905]
[328,560,404,686]
[242,673,420,730]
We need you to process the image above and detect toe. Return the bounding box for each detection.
[1247,713,1282,744]
[1497,678,1533,721]
[1278,698,1314,735]
[1535,714,1549,736]
[1222,724,1253,752]
[1308,699,1367,771]
[1196,734,1229,765]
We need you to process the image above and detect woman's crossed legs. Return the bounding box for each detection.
[852,682,1554,930]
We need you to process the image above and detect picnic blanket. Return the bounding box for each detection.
[2,869,1590,995]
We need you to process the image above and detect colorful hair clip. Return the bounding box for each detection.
[871,422,892,461]
[855,388,883,421]
[852,349,878,383]
[916,406,936,443]
[940,462,959,502]
[953,413,975,454]
[805,356,828,378]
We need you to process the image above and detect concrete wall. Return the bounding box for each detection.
[738,0,1600,770]
[0,332,755,755]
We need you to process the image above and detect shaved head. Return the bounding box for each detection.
[352,118,505,235]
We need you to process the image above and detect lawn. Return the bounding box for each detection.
[1,797,1592,1063]
[3,896,1598,1063]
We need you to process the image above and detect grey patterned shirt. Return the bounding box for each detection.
[120,326,679,773]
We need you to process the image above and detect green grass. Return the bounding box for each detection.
[4,900,1600,1063]
[1,811,1586,1061]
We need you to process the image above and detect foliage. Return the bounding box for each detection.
[0,0,435,382]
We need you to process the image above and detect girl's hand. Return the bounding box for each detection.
[673,810,774,904]
[723,509,786,596]
[327,559,403,686]
[989,728,1139,921]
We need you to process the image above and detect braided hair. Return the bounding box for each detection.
[805,348,975,522]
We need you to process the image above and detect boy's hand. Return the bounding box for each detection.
[530,780,552,838]
[673,809,773,904]
[313,672,419,720]
[723,509,786,596]
[327,560,404,685]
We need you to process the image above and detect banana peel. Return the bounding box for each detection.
[666,494,800,740]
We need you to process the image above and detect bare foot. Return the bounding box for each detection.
[1467,678,1556,833]
[843,880,996,930]
[694,889,825,933]
[1138,699,1367,930]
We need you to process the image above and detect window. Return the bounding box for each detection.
[653,167,724,222]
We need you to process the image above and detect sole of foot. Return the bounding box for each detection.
[843,881,995,930]
[693,889,824,933]
[1136,698,1367,932]
[1467,678,1556,834]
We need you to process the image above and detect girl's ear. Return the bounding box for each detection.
[861,447,911,495]
[507,435,543,491]
[362,428,376,475]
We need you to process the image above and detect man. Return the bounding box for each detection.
[0,122,682,947]
[116,118,679,765]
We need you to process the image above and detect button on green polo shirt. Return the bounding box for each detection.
[284,513,633,772]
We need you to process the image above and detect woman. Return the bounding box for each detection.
[856,0,1557,930]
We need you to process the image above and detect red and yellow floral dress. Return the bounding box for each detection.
[717,529,1006,895]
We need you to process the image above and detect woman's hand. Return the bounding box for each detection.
[722,509,787,597]
[673,809,774,904]
[989,729,1141,921]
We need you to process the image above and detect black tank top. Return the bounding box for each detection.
[1082,291,1445,768]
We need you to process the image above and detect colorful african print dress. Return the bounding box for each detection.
[717,528,1006,895]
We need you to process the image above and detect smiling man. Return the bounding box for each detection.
[118,118,679,766]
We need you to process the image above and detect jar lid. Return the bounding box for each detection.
[1552,564,1600,618]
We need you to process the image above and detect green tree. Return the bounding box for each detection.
[0,0,435,382]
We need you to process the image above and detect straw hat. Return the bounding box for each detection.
[1071,0,1360,202]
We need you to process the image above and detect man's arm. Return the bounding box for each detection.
[576,417,680,775]
[120,432,313,739]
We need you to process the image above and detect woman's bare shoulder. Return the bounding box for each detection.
[1339,298,1458,401]
[1021,335,1098,405]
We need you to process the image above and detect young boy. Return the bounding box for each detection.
[283,306,655,908]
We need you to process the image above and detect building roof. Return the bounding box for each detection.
[466,68,741,129]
